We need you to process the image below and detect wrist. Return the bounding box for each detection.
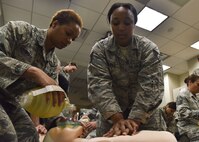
[132,119,141,127]
[110,113,124,124]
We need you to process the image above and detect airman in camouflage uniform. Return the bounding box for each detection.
[149,102,178,135]
[193,68,199,76]
[0,9,82,142]
[176,74,199,142]
[87,3,164,137]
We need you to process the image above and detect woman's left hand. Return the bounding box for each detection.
[103,119,140,137]
[36,124,47,134]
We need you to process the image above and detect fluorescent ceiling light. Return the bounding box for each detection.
[191,41,199,50]
[136,7,168,31]
[163,65,170,71]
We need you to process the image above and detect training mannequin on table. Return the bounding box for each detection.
[43,125,177,142]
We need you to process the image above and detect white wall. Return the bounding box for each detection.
[160,74,170,107]
[162,73,180,106]
[0,1,4,26]
[179,72,189,86]
[188,56,199,74]
[163,56,199,104]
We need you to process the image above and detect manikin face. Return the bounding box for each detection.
[48,20,81,49]
[110,7,135,46]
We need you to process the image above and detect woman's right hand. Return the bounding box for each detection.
[22,66,65,106]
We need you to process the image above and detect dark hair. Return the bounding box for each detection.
[184,74,199,86]
[49,9,83,28]
[107,2,138,24]
[166,102,176,110]
[70,62,77,67]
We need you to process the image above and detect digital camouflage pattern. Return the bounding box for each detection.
[88,35,164,136]
[160,107,178,134]
[193,68,199,76]
[150,107,177,134]
[0,91,39,142]
[0,21,61,141]
[176,87,199,141]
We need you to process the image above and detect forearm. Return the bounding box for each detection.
[22,66,57,87]
[88,69,122,119]
[30,114,40,126]
[110,113,124,124]
[0,53,31,88]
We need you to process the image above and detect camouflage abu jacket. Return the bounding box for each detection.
[0,21,60,97]
[87,35,164,124]
[176,87,199,140]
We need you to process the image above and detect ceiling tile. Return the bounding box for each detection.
[147,33,169,48]
[134,26,150,37]
[147,0,180,16]
[153,17,189,39]
[173,0,199,26]
[2,4,31,23]
[78,43,93,55]
[103,0,144,15]
[1,0,32,11]
[165,67,187,75]
[163,56,184,67]
[84,31,104,46]
[173,61,188,72]
[174,47,199,60]
[32,13,50,28]
[56,50,76,63]
[92,14,110,34]
[71,0,110,13]
[174,27,199,46]
[33,0,70,17]
[159,41,187,55]
[193,21,199,30]
[70,4,100,30]
[64,41,82,52]
[73,53,90,67]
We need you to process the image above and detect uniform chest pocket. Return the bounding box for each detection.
[14,45,34,64]
[108,63,129,87]
[128,60,141,74]
[109,60,141,86]
[44,61,58,80]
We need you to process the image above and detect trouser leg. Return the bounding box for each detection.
[0,104,18,142]
[7,103,39,142]
[1,100,39,142]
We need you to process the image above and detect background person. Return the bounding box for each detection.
[176,74,199,142]
[87,2,164,137]
[58,62,78,94]
[161,102,177,134]
[147,101,178,140]
[0,9,82,142]
[193,68,199,76]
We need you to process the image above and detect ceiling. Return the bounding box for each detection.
[1,0,199,107]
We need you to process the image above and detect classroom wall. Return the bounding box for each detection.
[188,56,199,74]
[0,2,4,26]
[162,56,199,105]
